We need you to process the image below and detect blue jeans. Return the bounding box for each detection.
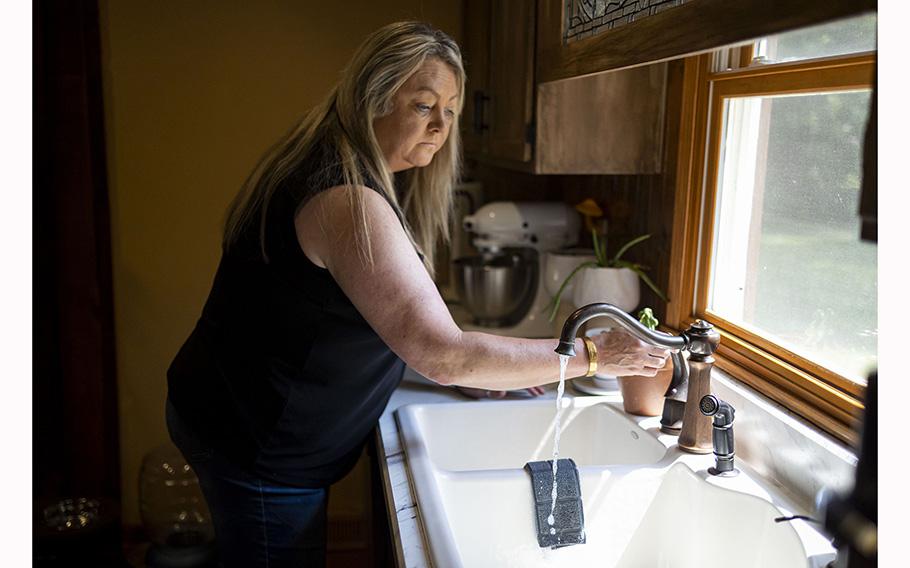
[166,399,329,568]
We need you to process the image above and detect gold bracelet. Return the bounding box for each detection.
[582,337,598,377]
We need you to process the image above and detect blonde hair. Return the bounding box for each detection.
[223,21,465,278]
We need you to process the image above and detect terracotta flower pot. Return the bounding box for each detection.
[617,363,674,416]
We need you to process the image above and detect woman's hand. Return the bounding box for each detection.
[589,328,670,377]
[455,386,546,399]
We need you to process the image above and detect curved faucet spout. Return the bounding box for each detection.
[555,303,718,451]
[555,303,688,356]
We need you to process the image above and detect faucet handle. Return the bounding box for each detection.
[685,320,720,358]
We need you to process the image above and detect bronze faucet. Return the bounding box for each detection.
[556,303,720,454]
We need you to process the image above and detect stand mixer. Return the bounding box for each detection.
[453,201,580,338]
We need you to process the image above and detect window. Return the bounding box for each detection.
[670,14,876,444]
[751,13,877,65]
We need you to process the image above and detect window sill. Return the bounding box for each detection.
[709,366,858,516]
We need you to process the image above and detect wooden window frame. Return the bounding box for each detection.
[666,52,876,447]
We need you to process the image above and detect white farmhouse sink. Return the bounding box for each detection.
[397,398,667,471]
[396,396,836,568]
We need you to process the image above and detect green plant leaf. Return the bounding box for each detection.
[591,228,601,264]
[544,260,600,321]
[612,259,650,272]
[637,307,659,330]
[591,229,607,266]
[629,265,669,302]
[612,233,651,264]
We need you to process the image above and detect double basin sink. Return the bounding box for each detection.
[395,395,836,567]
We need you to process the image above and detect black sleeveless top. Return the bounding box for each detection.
[167,141,408,487]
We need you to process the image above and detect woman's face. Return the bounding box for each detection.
[373,58,459,173]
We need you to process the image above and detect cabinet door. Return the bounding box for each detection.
[485,0,535,163]
[535,64,667,174]
[461,0,490,155]
[539,0,875,83]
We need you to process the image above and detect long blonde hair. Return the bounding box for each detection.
[223,21,465,278]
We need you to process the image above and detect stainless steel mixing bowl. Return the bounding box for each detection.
[453,249,537,326]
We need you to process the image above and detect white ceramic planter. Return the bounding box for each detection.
[543,249,597,297]
[571,266,640,313]
[544,250,598,337]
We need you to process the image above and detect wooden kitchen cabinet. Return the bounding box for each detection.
[461,0,876,174]
[537,0,876,83]
[462,0,535,166]
[486,0,536,163]
[535,63,666,174]
[460,0,489,157]
[462,0,667,174]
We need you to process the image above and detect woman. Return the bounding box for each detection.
[166,21,668,567]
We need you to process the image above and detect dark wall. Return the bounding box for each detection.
[35,0,120,507]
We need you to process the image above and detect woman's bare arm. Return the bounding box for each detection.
[295,185,667,390]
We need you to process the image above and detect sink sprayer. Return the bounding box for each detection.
[699,394,738,476]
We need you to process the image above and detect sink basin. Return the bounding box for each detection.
[396,398,668,471]
[615,463,811,567]
[432,463,831,567]
[396,396,836,567]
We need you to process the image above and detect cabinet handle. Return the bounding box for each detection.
[473,90,490,134]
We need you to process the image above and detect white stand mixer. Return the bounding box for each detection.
[454,202,580,338]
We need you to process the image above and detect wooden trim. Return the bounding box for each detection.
[537,0,564,80]
[739,44,755,69]
[693,75,723,316]
[666,54,712,329]
[537,0,875,83]
[371,429,407,568]
[668,50,874,445]
[714,349,860,447]
[714,332,861,421]
[710,53,875,95]
[703,312,865,399]
[711,52,875,79]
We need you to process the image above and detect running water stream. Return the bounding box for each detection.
[547,354,571,535]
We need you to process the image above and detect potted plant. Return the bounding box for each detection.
[616,308,675,416]
[546,199,667,321]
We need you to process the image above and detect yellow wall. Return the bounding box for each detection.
[98,0,461,525]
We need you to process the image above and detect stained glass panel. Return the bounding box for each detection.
[564,0,690,43]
